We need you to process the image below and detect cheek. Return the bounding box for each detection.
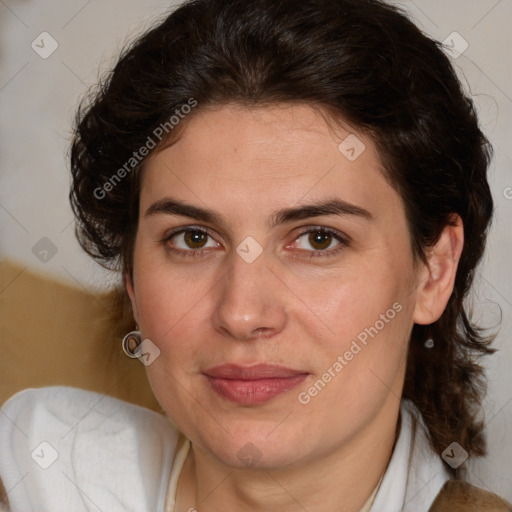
[132,262,220,408]
[294,291,411,439]
[295,254,411,345]
[294,254,414,402]
[136,280,203,367]
[133,248,201,337]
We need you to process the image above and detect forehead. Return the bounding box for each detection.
[139,103,400,225]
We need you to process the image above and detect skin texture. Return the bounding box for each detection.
[126,103,464,511]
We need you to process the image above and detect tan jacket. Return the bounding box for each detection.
[429,480,512,511]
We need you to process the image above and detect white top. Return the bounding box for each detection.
[0,386,452,512]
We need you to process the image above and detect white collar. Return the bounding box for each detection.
[370,399,452,511]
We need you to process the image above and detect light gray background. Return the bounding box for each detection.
[1,0,511,501]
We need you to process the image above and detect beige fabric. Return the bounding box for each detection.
[0,478,7,512]
[164,434,191,512]
[0,259,159,411]
[429,480,512,511]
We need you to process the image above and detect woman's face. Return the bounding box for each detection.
[127,103,423,469]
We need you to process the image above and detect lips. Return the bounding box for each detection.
[204,363,307,379]
[203,364,309,405]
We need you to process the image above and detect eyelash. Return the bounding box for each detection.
[160,225,349,260]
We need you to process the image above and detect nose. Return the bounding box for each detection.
[212,249,287,342]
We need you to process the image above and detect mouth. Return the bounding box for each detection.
[203,364,309,405]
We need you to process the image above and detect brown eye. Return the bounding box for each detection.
[293,228,343,253]
[288,226,349,260]
[164,228,219,255]
[308,230,333,250]
[183,230,209,249]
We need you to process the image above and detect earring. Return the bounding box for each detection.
[122,330,142,358]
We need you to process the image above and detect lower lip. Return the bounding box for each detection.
[206,374,308,405]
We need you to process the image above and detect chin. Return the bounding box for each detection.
[199,425,311,471]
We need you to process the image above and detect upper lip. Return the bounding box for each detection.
[203,364,308,380]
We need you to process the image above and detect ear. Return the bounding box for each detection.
[125,272,140,326]
[413,214,464,325]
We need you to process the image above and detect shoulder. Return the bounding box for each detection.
[430,480,512,511]
[0,386,180,512]
[0,385,177,454]
[0,385,171,431]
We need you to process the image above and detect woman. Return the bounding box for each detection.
[0,0,510,510]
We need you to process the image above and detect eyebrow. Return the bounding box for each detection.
[144,196,374,229]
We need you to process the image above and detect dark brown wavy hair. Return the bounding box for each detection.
[69,0,496,471]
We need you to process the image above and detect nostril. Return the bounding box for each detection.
[252,327,276,339]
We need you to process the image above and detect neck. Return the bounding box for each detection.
[176,394,402,512]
